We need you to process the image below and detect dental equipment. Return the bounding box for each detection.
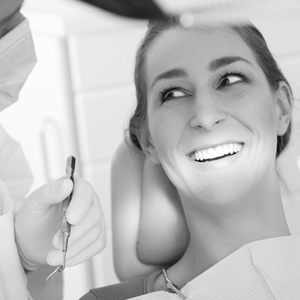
[46,155,76,282]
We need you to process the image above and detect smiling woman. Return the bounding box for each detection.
[80,17,298,300]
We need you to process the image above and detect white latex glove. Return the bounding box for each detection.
[15,176,106,269]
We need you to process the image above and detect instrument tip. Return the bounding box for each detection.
[46,265,63,282]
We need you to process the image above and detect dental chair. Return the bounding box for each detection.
[111,139,189,281]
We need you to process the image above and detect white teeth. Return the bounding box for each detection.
[234,143,238,152]
[223,144,229,155]
[208,148,215,158]
[235,143,242,152]
[191,143,243,162]
[199,151,204,161]
[215,146,223,157]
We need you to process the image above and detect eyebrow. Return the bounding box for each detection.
[209,56,253,71]
[149,56,253,91]
[149,68,188,91]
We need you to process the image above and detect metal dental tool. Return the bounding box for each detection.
[46,155,76,282]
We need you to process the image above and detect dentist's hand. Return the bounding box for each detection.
[15,176,106,269]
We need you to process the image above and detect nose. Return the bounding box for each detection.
[190,93,226,131]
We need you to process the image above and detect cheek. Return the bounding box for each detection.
[235,91,278,134]
[149,116,174,152]
[148,109,184,156]
[258,102,278,137]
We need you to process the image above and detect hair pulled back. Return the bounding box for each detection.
[129,18,292,158]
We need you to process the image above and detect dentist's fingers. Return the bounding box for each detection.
[66,231,107,267]
[52,195,103,249]
[47,219,106,266]
[48,194,106,266]
[29,177,73,209]
[65,177,95,225]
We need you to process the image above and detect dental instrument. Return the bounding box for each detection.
[46,155,76,282]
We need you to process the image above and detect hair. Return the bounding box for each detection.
[128,18,293,158]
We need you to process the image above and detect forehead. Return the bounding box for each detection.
[146,26,257,81]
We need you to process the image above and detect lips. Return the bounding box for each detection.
[188,142,244,162]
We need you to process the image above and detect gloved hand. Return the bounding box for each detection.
[14,176,106,270]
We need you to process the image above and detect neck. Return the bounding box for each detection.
[153,175,290,292]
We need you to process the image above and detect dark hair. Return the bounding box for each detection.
[128,18,292,157]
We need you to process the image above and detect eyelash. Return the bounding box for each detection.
[159,86,184,102]
[218,71,248,88]
[158,71,248,102]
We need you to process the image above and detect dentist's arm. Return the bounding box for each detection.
[15,176,106,270]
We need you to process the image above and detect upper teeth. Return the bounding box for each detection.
[191,143,242,162]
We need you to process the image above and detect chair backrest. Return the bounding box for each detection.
[110,140,189,281]
[111,140,161,281]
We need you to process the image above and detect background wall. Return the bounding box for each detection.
[0,0,299,299]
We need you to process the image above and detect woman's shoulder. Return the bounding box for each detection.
[79,276,147,300]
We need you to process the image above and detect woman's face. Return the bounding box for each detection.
[145,26,286,206]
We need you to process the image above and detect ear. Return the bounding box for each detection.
[275,81,292,136]
[140,131,161,164]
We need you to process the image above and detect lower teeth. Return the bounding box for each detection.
[196,152,237,162]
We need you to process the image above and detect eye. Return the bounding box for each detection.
[218,72,247,88]
[159,87,188,102]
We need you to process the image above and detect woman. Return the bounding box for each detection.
[81,17,298,300]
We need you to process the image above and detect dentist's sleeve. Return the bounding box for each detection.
[0,123,33,299]
[0,123,63,300]
[0,180,32,300]
[0,123,34,211]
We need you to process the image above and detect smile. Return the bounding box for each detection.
[188,142,243,162]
